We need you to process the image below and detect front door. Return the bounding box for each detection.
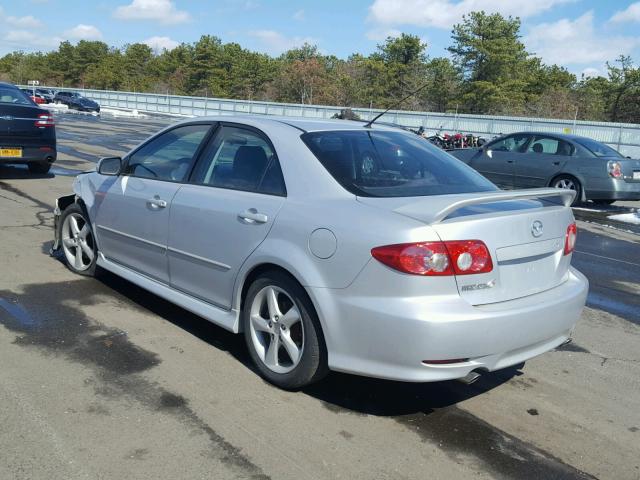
[168,124,287,308]
[95,123,212,283]
[471,134,530,188]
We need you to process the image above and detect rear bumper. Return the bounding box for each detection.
[311,267,588,382]
[585,178,640,201]
[0,146,56,165]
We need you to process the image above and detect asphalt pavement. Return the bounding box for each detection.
[0,112,638,480]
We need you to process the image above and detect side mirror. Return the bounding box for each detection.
[97,156,122,176]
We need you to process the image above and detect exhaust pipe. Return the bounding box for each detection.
[457,370,482,385]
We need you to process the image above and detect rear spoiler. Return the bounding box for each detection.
[396,188,575,224]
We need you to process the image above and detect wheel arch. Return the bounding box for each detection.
[548,172,586,202]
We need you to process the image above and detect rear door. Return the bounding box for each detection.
[168,124,286,308]
[514,135,573,188]
[469,134,530,188]
[94,123,212,283]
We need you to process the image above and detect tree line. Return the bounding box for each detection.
[1,11,640,123]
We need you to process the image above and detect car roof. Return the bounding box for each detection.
[0,82,18,88]
[179,115,405,134]
[501,131,596,142]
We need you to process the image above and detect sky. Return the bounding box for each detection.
[1,0,640,77]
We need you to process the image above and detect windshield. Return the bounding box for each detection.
[576,138,623,158]
[302,130,497,197]
[0,87,32,105]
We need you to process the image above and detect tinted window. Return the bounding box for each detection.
[0,86,32,105]
[487,134,529,152]
[527,135,573,155]
[193,126,286,195]
[302,130,496,198]
[126,124,210,181]
[575,138,623,158]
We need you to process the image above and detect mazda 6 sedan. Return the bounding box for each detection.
[449,132,640,205]
[51,117,588,389]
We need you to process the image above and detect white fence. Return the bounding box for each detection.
[30,85,640,157]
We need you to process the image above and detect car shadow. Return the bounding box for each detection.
[61,260,520,417]
[0,164,54,180]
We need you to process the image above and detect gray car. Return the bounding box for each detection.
[449,132,640,205]
[51,117,588,389]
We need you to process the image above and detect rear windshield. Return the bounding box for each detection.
[576,138,623,158]
[0,86,32,105]
[302,130,496,197]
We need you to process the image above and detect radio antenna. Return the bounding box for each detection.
[364,82,430,128]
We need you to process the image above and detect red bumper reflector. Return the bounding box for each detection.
[422,358,469,365]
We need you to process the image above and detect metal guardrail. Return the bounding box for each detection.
[27,85,640,157]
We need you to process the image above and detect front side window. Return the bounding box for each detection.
[126,124,210,181]
[192,126,286,195]
[487,134,529,153]
[0,87,32,105]
[527,136,574,156]
[302,130,496,198]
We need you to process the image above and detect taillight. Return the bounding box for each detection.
[608,161,623,178]
[564,223,577,255]
[371,240,493,276]
[35,113,54,128]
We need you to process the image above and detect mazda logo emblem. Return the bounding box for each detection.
[531,220,544,238]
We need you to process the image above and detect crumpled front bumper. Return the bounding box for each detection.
[49,194,76,255]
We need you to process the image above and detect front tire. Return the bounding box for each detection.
[551,175,582,206]
[59,204,97,276]
[243,271,328,390]
[593,199,615,205]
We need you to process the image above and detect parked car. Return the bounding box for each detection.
[51,117,587,389]
[0,82,56,174]
[35,88,55,103]
[54,91,100,112]
[449,132,640,205]
[20,88,46,105]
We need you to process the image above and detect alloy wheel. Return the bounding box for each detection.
[61,213,95,271]
[248,286,305,374]
[554,178,576,190]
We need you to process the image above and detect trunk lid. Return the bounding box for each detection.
[359,189,575,305]
[0,104,46,141]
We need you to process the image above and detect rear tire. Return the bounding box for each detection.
[59,204,97,277]
[551,175,582,206]
[28,162,51,174]
[242,271,328,390]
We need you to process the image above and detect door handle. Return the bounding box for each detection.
[506,160,514,163]
[552,161,560,165]
[147,196,167,209]
[238,209,268,224]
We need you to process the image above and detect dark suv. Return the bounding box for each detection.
[0,82,56,174]
[54,91,100,112]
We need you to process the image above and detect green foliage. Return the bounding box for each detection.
[0,15,638,122]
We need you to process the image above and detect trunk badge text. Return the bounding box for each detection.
[531,220,544,238]
[0,116,14,121]
[461,280,496,292]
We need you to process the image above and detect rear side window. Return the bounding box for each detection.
[0,86,32,105]
[527,136,574,156]
[192,125,286,196]
[302,130,496,197]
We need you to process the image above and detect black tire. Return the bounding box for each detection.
[58,204,98,277]
[28,162,51,174]
[593,199,615,205]
[243,270,328,390]
[551,175,582,206]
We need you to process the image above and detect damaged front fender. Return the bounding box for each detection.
[50,193,77,255]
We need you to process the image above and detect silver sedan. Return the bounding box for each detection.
[52,117,588,389]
